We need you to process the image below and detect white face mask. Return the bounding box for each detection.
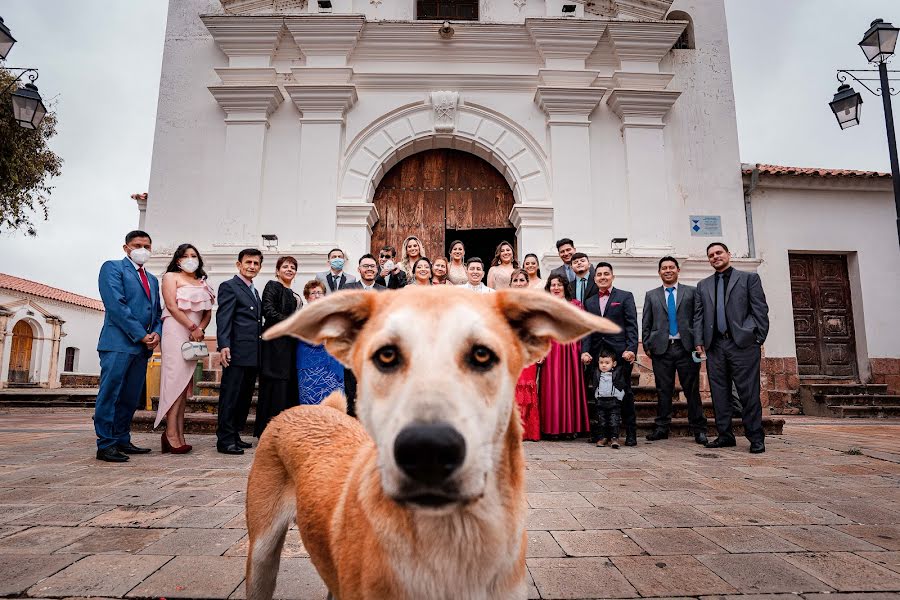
[383,260,395,272]
[130,247,151,265]
[180,258,199,273]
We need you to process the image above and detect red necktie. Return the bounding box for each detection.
[138,267,151,300]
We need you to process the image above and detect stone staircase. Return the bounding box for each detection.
[798,381,900,418]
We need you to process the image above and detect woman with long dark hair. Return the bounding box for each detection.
[538,273,590,439]
[487,240,518,290]
[256,256,302,438]
[446,240,468,285]
[523,253,544,289]
[407,257,433,286]
[155,243,215,453]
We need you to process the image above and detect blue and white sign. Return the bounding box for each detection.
[689,215,722,237]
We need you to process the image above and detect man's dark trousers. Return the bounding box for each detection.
[706,335,763,442]
[652,341,706,433]
[217,365,257,448]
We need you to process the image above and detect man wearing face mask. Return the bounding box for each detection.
[315,248,356,295]
[94,230,163,462]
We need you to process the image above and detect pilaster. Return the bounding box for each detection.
[284,15,365,67]
[201,16,284,67]
[510,205,555,265]
[336,203,379,261]
[606,21,686,72]
[0,309,10,389]
[45,317,64,389]
[525,19,606,70]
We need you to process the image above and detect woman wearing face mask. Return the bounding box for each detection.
[407,257,433,286]
[487,241,518,290]
[431,257,450,285]
[256,256,302,438]
[155,244,215,453]
[510,269,541,441]
[397,236,426,282]
[446,240,468,285]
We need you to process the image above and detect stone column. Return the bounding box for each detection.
[45,317,64,389]
[208,86,284,246]
[131,193,148,230]
[510,205,555,267]
[534,87,606,250]
[607,89,680,256]
[0,309,10,390]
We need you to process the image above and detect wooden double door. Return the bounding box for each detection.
[370,149,516,262]
[8,321,34,384]
[789,253,857,377]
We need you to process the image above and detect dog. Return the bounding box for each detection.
[245,286,619,600]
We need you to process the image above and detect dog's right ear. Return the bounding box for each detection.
[262,291,376,365]
[495,290,621,365]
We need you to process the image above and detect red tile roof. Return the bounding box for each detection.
[743,164,890,179]
[0,273,105,312]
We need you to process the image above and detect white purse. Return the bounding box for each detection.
[181,341,209,361]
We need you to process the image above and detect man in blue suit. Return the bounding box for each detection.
[94,230,162,462]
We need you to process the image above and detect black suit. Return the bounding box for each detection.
[339,281,385,417]
[375,270,407,289]
[216,275,262,448]
[582,288,639,440]
[255,280,300,437]
[696,267,770,443]
[567,268,598,304]
[642,284,707,434]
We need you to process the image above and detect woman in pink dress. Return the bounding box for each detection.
[156,244,215,453]
[538,273,591,438]
[510,269,541,441]
[486,240,517,290]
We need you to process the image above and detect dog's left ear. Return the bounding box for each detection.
[262,291,376,365]
[494,290,621,364]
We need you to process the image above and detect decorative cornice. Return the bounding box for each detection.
[219,0,309,15]
[509,205,554,229]
[336,203,379,229]
[607,89,679,128]
[284,85,357,122]
[606,21,686,65]
[525,19,606,68]
[611,0,674,20]
[214,67,278,86]
[284,15,365,65]
[201,15,284,59]
[537,69,600,88]
[611,71,673,90]
[353,72,540,91]
[535,87,607,124]
[290,67,354,85]
[208,85,284,123]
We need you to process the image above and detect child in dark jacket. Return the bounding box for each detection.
[592,350,627,448]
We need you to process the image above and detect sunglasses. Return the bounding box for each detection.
[379,254,392,259]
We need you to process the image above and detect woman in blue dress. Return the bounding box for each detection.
[297,280,344,405]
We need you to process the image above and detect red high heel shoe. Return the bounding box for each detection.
[161,432,171,453]
[169,442,191,454]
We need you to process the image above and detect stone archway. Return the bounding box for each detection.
[8,320,36,384]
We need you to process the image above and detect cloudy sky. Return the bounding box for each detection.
[1,0,897,298]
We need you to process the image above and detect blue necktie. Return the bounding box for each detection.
[666,287,678,337]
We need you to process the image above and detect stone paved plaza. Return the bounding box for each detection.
[1,408,900,599]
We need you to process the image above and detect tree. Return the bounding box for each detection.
[0,68,63,236]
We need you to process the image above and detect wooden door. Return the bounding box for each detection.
[789,254,857,377]
[8,321,34,384]
[371,149,515,259]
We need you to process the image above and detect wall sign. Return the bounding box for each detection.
[689,215,722,237]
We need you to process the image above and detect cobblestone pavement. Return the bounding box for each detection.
[1,408,900,599]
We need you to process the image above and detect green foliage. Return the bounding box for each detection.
[0,68,63,236]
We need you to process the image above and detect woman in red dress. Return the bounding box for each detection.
[538,274,591,438]
[509,269,541,441]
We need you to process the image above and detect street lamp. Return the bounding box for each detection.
[10,82,45,129]
[831,18,900,248]
[0,17,15,59]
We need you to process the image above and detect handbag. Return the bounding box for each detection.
[181,340,209,361]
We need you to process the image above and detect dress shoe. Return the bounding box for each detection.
[646,429,668,441]
[749,440,766,454]
[97,447,129,462]
[694,431,709,445]
[704,437,737,449]
[610,438,620,449]
[236,439,252,449]
[624,433,637,447]
[118,441,151,454]
[217,444,244,455]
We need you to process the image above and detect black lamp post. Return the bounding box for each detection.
[831,18,900,248]
[0,15,47,130]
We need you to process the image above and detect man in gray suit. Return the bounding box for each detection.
[316,248,356,294]
[642,256,708,444]
[696,242,769,453]
[549,238,578,283]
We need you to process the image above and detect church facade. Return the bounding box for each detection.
[145,0,900,411]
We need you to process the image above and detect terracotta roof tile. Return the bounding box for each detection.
[0,273,105,312]
[743,164,890,178]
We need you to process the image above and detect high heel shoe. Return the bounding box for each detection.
[169,442,191,454]
[161,432,171,454]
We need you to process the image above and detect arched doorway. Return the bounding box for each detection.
[8,320,35,384]
[370,149,516,264]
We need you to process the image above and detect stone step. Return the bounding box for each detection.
[804,382,888,397]
[634,400,715,420]
[821,394,900,407]
[0,399,96,409]
[828,405,900,418]
[131,410,784,436]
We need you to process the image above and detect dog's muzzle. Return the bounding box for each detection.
[393,422,467,508]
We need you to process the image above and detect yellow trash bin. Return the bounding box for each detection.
[145,353,162,411]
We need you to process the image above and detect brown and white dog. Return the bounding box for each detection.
[245,286,619,600]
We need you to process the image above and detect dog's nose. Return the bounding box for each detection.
[394,423,466,486]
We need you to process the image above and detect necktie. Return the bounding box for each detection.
[716,274,727,334]
[666,287,678,337]
[598,289,610,297]
[327,274,335,292]
[251,283,261,305]
[137,267,151,300]
[577,278,586,302]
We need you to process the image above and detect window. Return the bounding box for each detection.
[417,0,479,21]
[64,347,80,372]
[666,10,695,50]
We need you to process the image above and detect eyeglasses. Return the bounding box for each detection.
[360,264,377,270]
[308,291,325,297]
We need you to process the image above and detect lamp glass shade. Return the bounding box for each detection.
[859,19,899,63]
[11,83,47,130]
[829,85,863,130]
[0,17,14,60]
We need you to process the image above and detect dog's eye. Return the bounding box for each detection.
[373,345,401,371]
[468,345,497,371]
